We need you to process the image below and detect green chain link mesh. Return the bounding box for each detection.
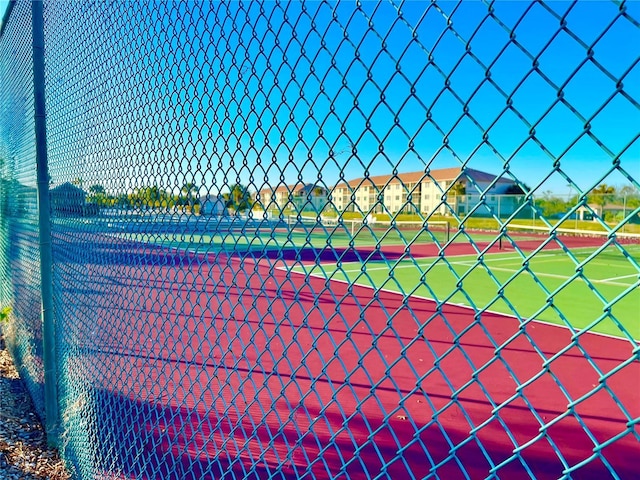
[1,1,638,479]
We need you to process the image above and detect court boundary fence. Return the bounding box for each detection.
[1,1,639,479]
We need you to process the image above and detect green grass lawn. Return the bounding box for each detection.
[295,245,640,339]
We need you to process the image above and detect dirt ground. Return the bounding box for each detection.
[0,334,70,480]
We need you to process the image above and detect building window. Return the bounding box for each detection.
[395,195,400,201]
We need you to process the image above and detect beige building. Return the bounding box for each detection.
[331,167,518,216]
[257,182,329,212]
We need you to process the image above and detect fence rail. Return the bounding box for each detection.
[1,1,639,479]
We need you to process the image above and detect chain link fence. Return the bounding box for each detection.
[0,0,47,420]
[1,1,639,478]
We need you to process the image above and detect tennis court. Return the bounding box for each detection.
[57,226,639,479]
[107,217,639,340]
[72,216,638,478]
[105,215,640,340]
[295,246,640,339]
[101,215,452,251]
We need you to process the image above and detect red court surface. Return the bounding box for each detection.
[56,232,640,479]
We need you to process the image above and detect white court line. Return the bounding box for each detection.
[457,265,635,287]
[495,258,570,267]
[330,259,635,288]
[599,273,639,283]
[284,269,635,342]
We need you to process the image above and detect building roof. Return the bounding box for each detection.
[334,172,424,189]
[256,167,513,194]
[199,194,225,203]
[334,167,512,189]
[50,182,86,196]
[259,182,314,195]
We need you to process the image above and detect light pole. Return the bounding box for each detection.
[567,184,578,230]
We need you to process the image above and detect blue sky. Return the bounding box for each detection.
[0,1,8,29]
[154,0,639,197]
[5,1,640,197]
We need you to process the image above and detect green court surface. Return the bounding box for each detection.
[295,245,640,339]
[113,226,639,339]
[114,224,453,251]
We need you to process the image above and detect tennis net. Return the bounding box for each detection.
[500,223,640,251]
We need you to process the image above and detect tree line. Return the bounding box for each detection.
[448,180,639,221]
[534,184,640,220]
[84,182,254,213]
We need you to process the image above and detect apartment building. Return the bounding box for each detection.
[331,167,518,216]
[257,182,329,212]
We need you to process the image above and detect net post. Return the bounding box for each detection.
[32,0,60,448]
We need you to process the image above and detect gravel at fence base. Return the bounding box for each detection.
[0,334,70,480]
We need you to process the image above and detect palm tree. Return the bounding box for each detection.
[224,184,253,213]
[181,182,198,211]
[88,184,106,206]
[449,180,466,196]
[89,184,105,195]
[589,184,615,207]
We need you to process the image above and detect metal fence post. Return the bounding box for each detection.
[32,0,59,447]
